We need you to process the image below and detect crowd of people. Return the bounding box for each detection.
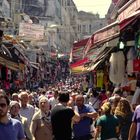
[0,76,140,140]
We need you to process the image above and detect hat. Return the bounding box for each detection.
[101,102,111,112]
[10,101,20,108]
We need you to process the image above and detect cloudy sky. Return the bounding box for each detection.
[73,0,112,18]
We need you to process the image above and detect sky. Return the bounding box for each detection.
[73,0,112,18]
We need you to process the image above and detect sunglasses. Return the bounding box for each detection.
[0,103,7,108]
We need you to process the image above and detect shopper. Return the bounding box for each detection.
[30,96,53,140]
[115,98,133,140]
[73,95,97,140]
[51,92,80,140]
[0,94,26,140]
[9,100,32,140]
[19,91,35,126]
[94,102,119,140]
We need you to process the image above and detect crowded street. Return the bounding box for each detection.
[0,0,140,140]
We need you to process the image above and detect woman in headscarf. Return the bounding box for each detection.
[30,96,53,140]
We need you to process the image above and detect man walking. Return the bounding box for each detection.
[73,95,97,140]
[51,92,80,140]
[0,94,26,140]
[19,91,35,126]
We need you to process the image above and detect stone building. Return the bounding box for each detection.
[78,11,107,40]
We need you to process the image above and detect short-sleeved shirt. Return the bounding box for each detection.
[96,114,119,140]
[73,104,96,137]
[0,118,25,140]
[20,104,35,126]
[132,105,140,140]
[51,105,75,140]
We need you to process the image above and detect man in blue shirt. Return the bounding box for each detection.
[73,95,97,140]
[0,94,26,140]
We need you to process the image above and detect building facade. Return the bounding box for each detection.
[77,11,107,40]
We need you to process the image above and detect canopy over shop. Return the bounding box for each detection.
[70,0,140,91]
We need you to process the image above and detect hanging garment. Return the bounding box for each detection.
[126,47,136,75]
[96,71,104,88]
[109,51,125,85]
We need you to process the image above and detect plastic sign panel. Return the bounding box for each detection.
[19,23,44,41]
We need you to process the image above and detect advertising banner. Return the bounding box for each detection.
[19,23,44,41]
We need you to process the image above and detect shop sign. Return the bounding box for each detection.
[118,0,140,22]
[94,24,119,44]
[19,23,44,41]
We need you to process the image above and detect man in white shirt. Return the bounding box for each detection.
[19,91,35,126]
[49,90,59,109]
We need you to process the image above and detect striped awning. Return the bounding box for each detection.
[0,56,20,71]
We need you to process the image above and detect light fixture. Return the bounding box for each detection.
[20,40,24,43]
[119,41,125,49]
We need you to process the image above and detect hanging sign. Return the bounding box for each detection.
[118,0,140,22]
[94,22,119,44]
[19,23,44,41]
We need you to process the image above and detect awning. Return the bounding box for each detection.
[118,0,140,22]
[70,65,89,74]
[86,37,119,61]
[88,46,115,71]
[73,38,89,50]
[87,59,103,71]
[83,35,94,58]
[0,56,20,71]
[70,58,89,68]
[119,10,140,30]
[0,44,12,58]
[31,63,39,70]
[94,21,119,45]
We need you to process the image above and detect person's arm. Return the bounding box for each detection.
[81,105,98,119]
[17,122,27,140]
[94,125,101,140]
[115,125,120,137]
[128,122,137,140]
[30,119,37,140]
[80,112,98,119]
[72,110,80,123]
[24,118,32,140]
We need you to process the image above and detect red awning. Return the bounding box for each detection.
[83,35,94,57]
[93,21,119,45]
[119,10,140,30]
[73,38,89,50]
[70,57,88,68]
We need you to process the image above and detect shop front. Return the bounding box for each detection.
[85,0,140,91]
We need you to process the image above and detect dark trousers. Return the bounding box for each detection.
[72,134,92,140]
[53,137,72,140]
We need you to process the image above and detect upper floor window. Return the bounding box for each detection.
[78,25,81,32]
[67,0,71,6]
[62,0,64,6]
[82,25,86,33]
[89,24,92,33]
